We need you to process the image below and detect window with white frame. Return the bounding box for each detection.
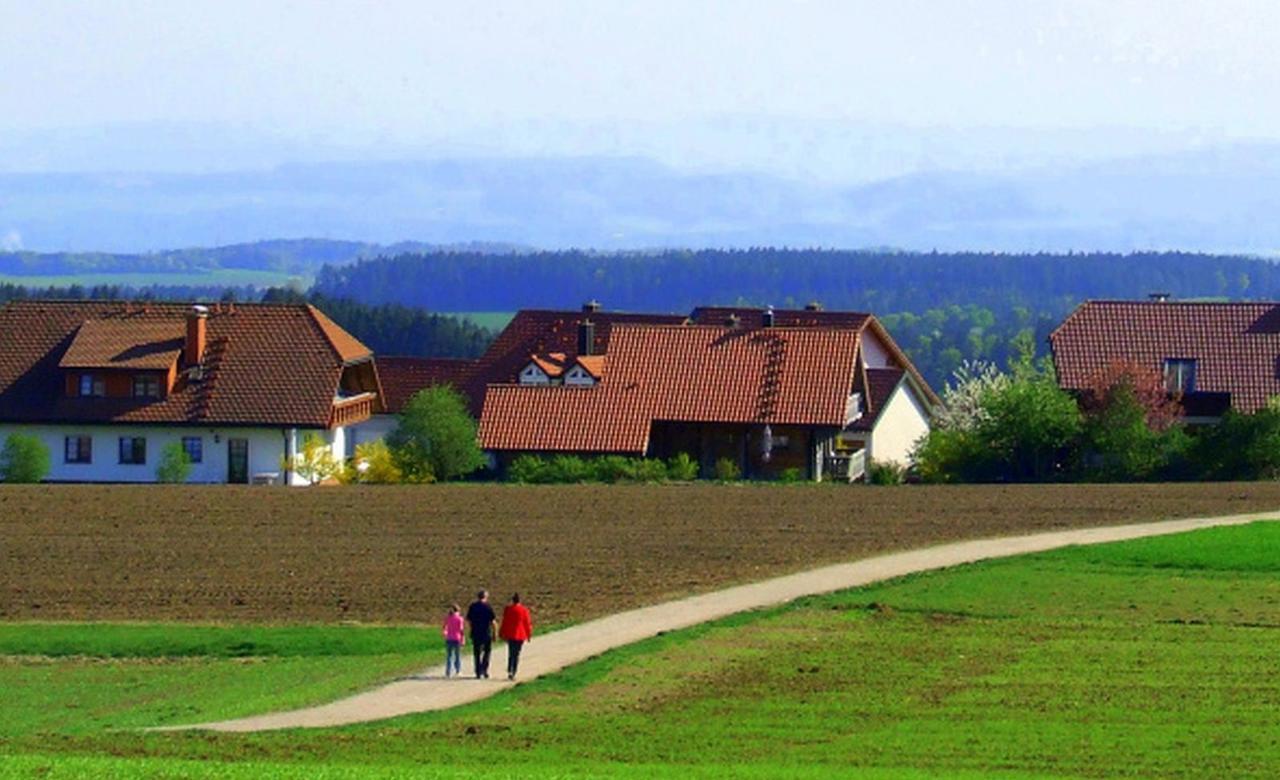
[1163,359,1197,394]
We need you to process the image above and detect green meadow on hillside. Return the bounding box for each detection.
[1,522,1277,778]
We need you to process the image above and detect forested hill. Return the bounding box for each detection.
[313,249,1280,387]
[313,249,1272,314]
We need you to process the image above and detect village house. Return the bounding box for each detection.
[0,300,382,484]
[467,303,938,481]
[1050,298,1280,422]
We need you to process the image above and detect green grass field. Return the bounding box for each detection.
[1,523,1277,778]
[447,311,515,330]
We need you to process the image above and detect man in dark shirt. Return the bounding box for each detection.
[465,589,497,678]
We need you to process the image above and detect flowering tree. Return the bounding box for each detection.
[1078,359,1182,430]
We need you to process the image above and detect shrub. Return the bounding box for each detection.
[713,457,741,481]
[629,458,670,483]
[0,434,50,483]
[347,440,405,484]
[388,386,484,482]
[866,459,906,485]
[777,467,804,483]
[282,432,345,485]
[1190,407,1280,480]
[156,442,193,483]
[593,455,638,483]
[545,455,594,483]
[666,452,698,481]
[507,454,549,484]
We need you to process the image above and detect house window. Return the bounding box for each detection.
[519,364,549,385]
[79,374,105,397]
[118,437,146,465]
[64,436,92,464]
[1163,359,1197,394]
[132,375,161,399]
[181,436,203,464]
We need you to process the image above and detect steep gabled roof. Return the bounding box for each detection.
[0,301,372,427]
[1050,300,1280,413]
[465,309,686,410]
[478,324,862,452]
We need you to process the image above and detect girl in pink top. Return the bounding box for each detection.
[442,604,465,677]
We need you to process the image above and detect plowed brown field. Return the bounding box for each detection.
[3,483,1279,626]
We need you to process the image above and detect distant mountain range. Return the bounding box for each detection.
[4,144,1280,254]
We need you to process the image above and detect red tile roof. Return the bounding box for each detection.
[465,309,686,411]
[1050,300,1280,413]
[0,301,373,427]
[478,324,862,452]
[59,319,185,370]
[375,356,477,414]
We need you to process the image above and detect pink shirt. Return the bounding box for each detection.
[442,612,465,643]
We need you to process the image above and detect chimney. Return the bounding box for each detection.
[582,299,602,313]
[804,301,824,312]
[186,305,208,367]
[578,319,596,356]
[1149,292,1171,303]
[763,306,776,328]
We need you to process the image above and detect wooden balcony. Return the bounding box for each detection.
[330,392,377,428]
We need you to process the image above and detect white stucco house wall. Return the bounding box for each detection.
[0,301,382,485]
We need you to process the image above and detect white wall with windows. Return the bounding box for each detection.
[0,424,348,485]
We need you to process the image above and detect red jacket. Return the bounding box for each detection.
[499,603,533,641]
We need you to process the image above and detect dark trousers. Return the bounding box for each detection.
[507,639,524,677]
[472,638,492,677]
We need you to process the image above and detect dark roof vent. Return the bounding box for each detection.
[763,306,776,328]
[804,301,824,312]
[726,313,741,328]
[582,300,602,313]
[1149,292,1172,303]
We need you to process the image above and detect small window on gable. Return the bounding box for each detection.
[519,364,549,385]
[1163,359,1197,394]
[565,366,596,386]
[79,374,105,397]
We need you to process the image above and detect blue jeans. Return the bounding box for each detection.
[445,640,462,676]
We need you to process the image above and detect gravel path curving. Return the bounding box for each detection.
[172,509,1278,732]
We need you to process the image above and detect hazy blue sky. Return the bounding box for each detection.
[3,1,1279,173]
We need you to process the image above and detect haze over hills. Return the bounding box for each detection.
[3,121,1280,255]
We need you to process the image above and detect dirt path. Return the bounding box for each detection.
[176,509,1277,732]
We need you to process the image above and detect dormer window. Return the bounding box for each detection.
[79,374,105,397]
[132,375,161,399]
[564,365,597,386]
[520,363,551,385]
[1163,359,1197,394]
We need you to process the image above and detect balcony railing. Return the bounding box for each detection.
[330,392,377,428]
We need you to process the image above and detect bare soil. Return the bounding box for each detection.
[3,482,1279,625]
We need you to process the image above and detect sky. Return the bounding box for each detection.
[2,1,1280,174]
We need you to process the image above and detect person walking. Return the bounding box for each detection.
[441,604,464,678]
[465,590,497,679]
[500,593,533,680]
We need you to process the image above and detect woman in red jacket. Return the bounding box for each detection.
[499,593,533,680]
